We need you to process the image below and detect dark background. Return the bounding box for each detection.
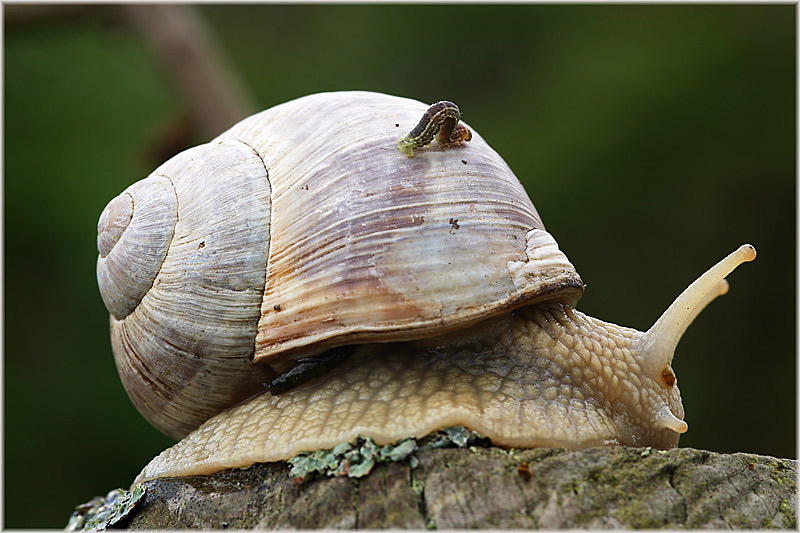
[4,4,795,528]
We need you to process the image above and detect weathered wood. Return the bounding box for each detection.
[115,446,796,529]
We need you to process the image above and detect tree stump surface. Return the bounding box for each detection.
[112,445,797,529]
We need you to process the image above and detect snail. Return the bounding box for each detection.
[95,91,756,485]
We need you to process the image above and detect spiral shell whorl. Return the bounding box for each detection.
[97,193,132,258]
[100,141,274,439]
[97,176,177,320]
[98,91,583,438]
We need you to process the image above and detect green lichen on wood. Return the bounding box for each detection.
[409,466,436,530]
[288,426,489,481]
[778,498,797,528]
[70,445,796,529]
[66,484,145,531]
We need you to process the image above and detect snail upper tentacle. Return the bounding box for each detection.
[94,92,754,484]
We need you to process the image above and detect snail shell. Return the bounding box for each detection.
[96,91,583,439]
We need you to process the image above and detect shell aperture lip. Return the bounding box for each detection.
[209,92,582,367]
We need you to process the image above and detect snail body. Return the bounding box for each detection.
[95,91,755,485]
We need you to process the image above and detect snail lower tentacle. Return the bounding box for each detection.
[129,305,655,484]
[94,91,755,486]
[132,243,754,484]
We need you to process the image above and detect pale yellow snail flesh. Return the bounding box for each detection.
[93,91,756,486]
[134,244,754,484]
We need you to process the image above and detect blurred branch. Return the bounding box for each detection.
[119,4,258,138]
[3,4,99,23]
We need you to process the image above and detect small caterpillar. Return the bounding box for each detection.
[397,101,473,157]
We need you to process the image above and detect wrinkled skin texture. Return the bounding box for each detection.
[136,303,682,484]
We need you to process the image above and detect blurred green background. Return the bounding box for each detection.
[4,4,795,528]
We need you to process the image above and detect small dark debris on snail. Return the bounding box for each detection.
[661,367,676,388]
[95,92,757,486]
[267,346,353,395]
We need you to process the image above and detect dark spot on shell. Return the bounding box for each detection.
[198,241,205,249]
[273,304,282,311]
[461,159,468,165]
[449,218,460,231]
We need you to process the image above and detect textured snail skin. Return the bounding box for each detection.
[134,246,755,484]
[94,91,757,484]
